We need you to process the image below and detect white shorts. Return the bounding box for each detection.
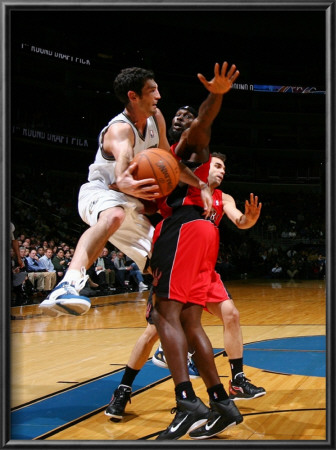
[78,180,154,272]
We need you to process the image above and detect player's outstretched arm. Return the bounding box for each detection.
[223,192,261,229]
[184,62,240,151]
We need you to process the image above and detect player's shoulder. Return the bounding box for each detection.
[221,192,235,203]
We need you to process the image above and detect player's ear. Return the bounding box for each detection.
[128,90,138,102]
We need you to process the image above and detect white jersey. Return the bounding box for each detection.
[78,112,160,271]
[87,112,160,186]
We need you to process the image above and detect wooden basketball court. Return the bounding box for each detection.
[10,278,326,442]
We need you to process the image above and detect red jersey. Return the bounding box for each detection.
[156,143,211,219]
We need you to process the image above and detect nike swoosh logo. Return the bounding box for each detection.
[170,415,188,433]
[205,416,222,431]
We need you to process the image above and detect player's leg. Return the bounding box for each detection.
[152,298,210,440]
[207,300,266,401]
[105,323,159,420]
[181,304,243,441]
[105,288,159,420]
[39,207,125,317]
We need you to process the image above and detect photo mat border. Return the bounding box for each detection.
[1,0,335,448]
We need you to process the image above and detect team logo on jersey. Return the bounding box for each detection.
[209,208,218,223]
[150,130,154,138]
[152,268,162,287]
[88,199,98,215]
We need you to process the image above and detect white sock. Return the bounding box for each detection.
[62,269,82,284]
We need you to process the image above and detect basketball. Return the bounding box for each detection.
[131,148,180,197]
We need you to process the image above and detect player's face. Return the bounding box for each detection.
[171,109,195,134]
[138,79,161,116]
[208,157,225,187]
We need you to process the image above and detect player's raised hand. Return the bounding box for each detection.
[197,62,240,95]
[244,193,262,224]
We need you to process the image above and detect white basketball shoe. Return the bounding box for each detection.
[39,268,91,317]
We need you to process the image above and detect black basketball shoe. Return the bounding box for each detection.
[105,384,132,420]
[156,397,210,440]
[229,372,266,400]
[189,398,243,439]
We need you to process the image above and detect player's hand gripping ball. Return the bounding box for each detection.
[131,148,180,198]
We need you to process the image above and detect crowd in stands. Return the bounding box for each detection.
[216,189,325,281]
[11,237,151,306]
[10,170,326,307]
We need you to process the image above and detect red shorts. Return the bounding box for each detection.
[150,207,229,306]
[206,270,232,304]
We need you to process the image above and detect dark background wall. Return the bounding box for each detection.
[9,6,326,271]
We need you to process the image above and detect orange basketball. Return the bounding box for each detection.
[132,148,180,198]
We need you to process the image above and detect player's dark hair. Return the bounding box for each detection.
[113,67,155,105]
[211,152,227,163]
[177,105,198,117]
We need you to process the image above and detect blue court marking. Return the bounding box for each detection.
[11,336,326,440]
[243,336,326,377]
[11,348,223,440]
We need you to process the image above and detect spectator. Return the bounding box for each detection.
[36,246,45,258]
[22,239,31,249]
[113,251,130,288]
[101,247,116,289]
[25,248,47,294]
[125,257,148,292]
[64,250,72,266]
[39,248,57,292]
[271,262,283,279]
[286,259,299,279]
[11,223,25,270]
[11,244,29,305]
[92,252,110,292]
[52,248,67,283]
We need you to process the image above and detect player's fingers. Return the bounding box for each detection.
[136,178,157,187]
[197,73,208,86]
[226,64,237,78]
[128,162,137,173]
[139,193,160,200]
[202,208,211,219]
[214,62,220,77]
[220,61,228,76]
[231,70,240,83]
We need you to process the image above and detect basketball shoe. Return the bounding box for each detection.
[152,346,200,379]
[189,398,243,439]
[39,268,91,317]
[187,353,200,379]
[105,384,132,420]
[229,372,266,400]
[156,397,210,440]
[152,344,168,368]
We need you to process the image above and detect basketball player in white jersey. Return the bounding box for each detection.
[39,67,213,317]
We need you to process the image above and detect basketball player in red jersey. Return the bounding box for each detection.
[105,152,264,430]
[149,62,251,440]
[154,154,265,414]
